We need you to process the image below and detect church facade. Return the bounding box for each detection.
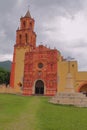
[10,10,87,96]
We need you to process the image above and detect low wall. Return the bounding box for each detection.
[0,84,22,95]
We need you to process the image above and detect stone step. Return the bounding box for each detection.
[49,92,87,107]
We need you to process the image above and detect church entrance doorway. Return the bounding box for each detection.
[35,80,44,95]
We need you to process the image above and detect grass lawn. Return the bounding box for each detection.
[0,94,87,130]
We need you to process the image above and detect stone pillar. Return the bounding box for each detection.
[65,73,75,93]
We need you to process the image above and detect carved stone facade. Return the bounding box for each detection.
[23,45,59,95]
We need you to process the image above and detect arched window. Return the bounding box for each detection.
[23,21,26,28]
[30,22,32,28]
[25,33,28,43]
[19,34,22,43]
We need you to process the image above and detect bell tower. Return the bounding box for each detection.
[10,10,36,91]
[16,10,36,48]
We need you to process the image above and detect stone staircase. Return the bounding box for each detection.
[49,73,87,107]
[49,92,87,107]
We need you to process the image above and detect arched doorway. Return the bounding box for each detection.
[35,80,44,95]
[79,84,87,96]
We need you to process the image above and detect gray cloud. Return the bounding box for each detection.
[31,0,84,17]
[0,0,87,70]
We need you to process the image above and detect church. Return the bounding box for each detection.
[10,10,87,96]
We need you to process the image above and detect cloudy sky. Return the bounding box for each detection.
[0,0,87,71]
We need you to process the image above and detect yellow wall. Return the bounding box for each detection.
[76,71,87,80]
[14,47,29,92]
[58,60,78,92]
[58,60,87,92]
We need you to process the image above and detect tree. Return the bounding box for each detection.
[0,68,10,86]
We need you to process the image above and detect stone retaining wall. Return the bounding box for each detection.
[0,84,21,94]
